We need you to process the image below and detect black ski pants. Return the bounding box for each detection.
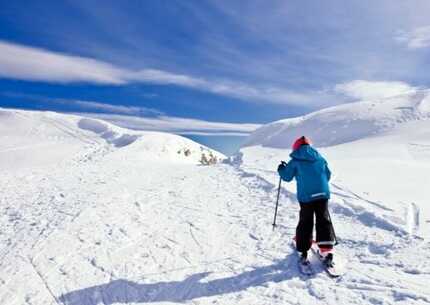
[296,198,335,253]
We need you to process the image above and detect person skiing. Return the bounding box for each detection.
[277,136,335,267]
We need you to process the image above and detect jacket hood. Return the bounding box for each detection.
[290,145,322,162]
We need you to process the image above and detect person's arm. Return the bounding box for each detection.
[325,161,332,181]
[278,160,296,182]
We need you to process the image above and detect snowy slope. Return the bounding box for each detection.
[239,91,430,238]
[240,120,430,235]
[234,93,430,303]
[1,107,430,305]
[244,89,430,148]
[0,109,96,171]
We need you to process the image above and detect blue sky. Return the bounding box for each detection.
[1,0,430,154]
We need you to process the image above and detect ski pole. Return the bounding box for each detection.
[272,177,282,230]
[327,208,339,245]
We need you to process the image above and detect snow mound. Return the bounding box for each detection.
[75,117,224,164]
[76,117,224,164]
[244,90,430,148]
[112,131,225,165]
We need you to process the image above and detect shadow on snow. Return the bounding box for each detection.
[59,255,299,304]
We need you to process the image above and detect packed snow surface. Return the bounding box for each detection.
[1,107,429,305]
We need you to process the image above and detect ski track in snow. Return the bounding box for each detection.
[1,129,430,303]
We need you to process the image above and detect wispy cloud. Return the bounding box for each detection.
[195,1,430,84]
[0,91,162,116]
[77,112,261,136]
[395,26,430,49]
[0,40,126,84]
[0,40,315,105]
[4,1,430,113]
[334,80,417,101]
[0,90,259,135]
[69,100,162,116]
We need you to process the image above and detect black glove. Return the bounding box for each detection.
[277,161,287,172]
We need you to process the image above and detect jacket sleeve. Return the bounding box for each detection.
[325,161,332,181]
[278,160,296,182]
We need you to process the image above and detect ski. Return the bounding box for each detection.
[291,239,314,276]
[292,237,342,278]
[297,254,314,276]
[310,243,342,278]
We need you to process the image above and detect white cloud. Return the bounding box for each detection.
[77,112,261,136]
[69,100,162,116]
[395,26,430,49]
[0,91,162,115]
[0,41,126,84]
[0,40,315,105]
[334,80,416,101]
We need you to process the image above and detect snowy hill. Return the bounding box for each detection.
[1,106,430,305]
[244,89,430,148]
[0,108,225,172]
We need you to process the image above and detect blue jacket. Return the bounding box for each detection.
[278,145,331,203]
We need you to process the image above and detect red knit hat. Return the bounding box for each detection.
[292,136,311,151]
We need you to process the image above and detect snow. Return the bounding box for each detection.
[0,108,224,171]
[239,93,430,239]
[77,118,139,148]
[1,105,430,305]
[244,89,430,148]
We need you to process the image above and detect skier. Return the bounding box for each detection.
[277,136,335,267]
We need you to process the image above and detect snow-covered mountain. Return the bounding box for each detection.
[1,106,429,305]
[244,89,430,148]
